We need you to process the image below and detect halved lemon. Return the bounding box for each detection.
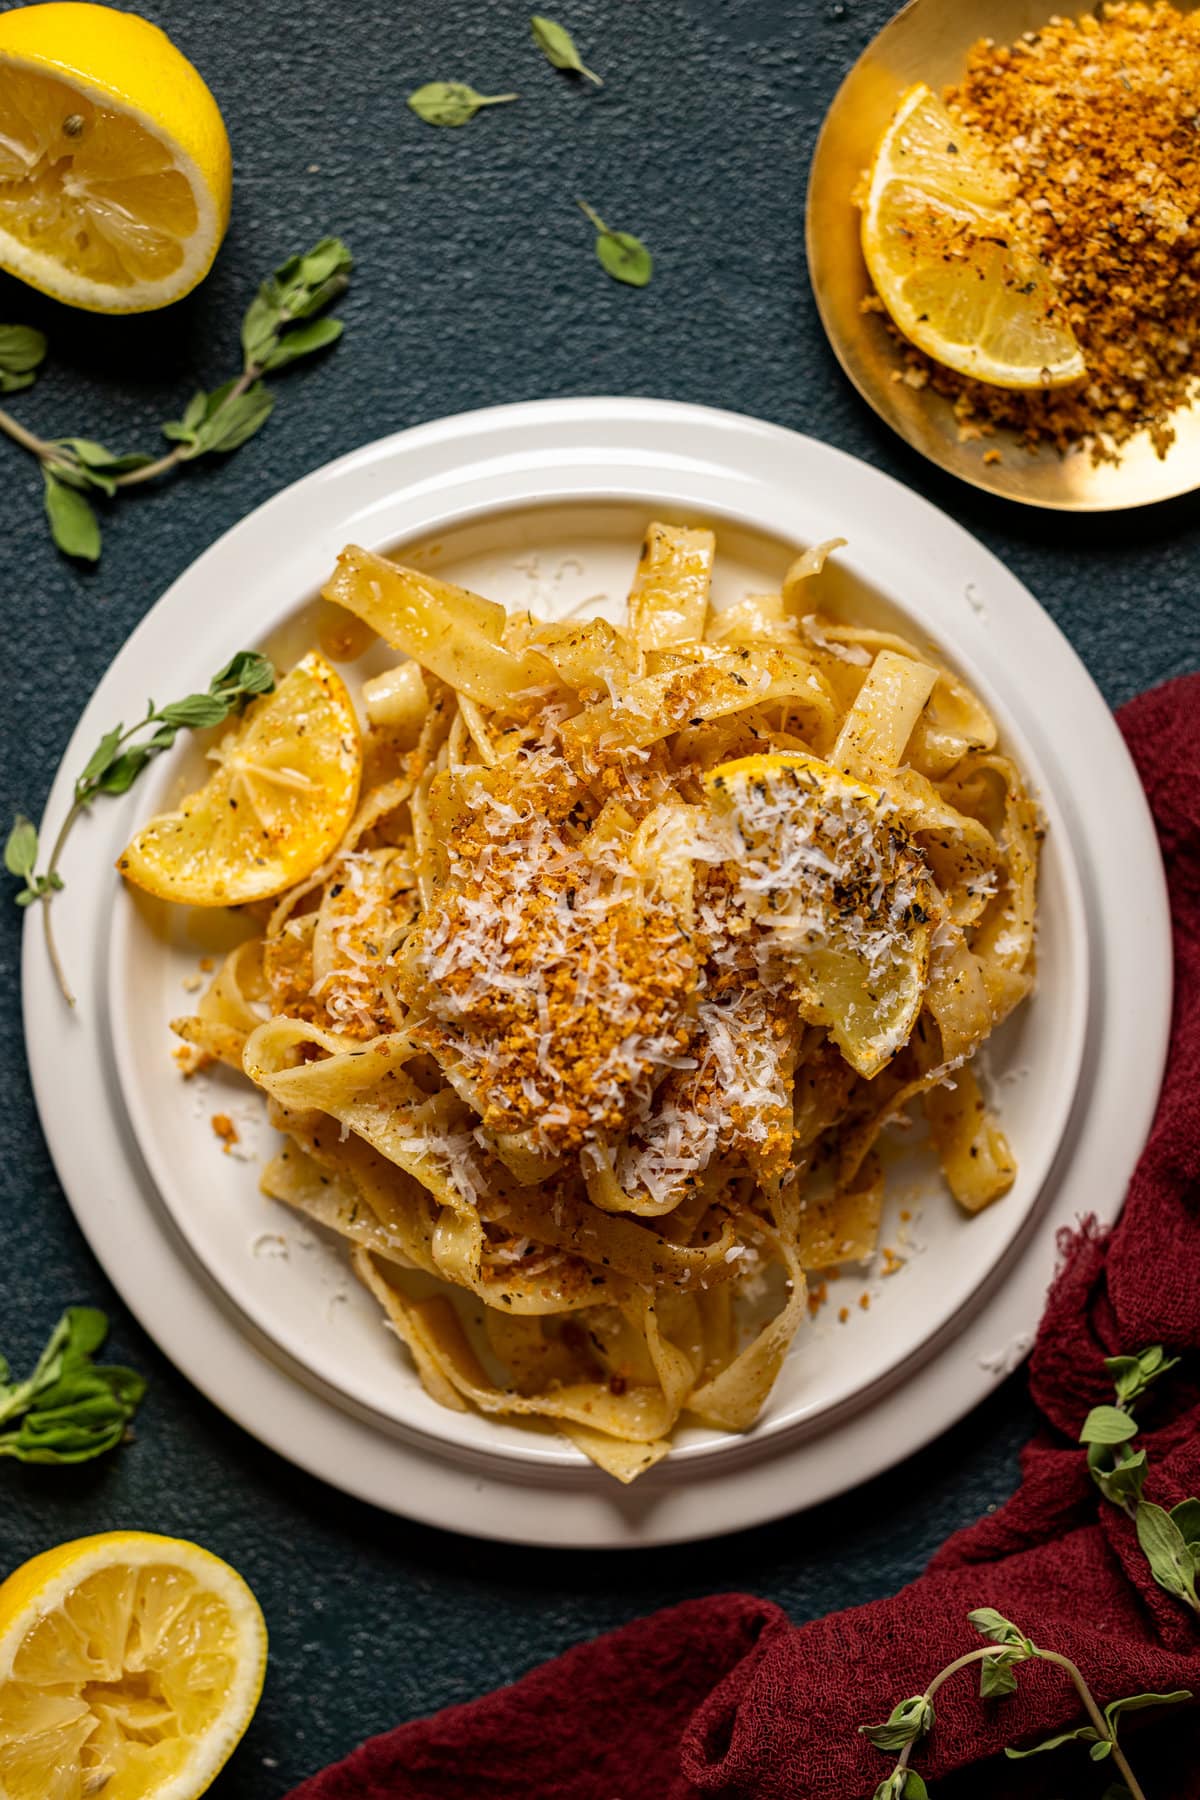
[860,83,1085,391]
[0,3,231,313]
[705,750,933,1078]
[0,1531,266,1800]
[118,652,362,907]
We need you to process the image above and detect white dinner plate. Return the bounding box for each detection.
[22,399,1171,1547]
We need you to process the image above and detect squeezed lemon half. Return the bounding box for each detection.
[861,83,1085,391]
[0,3,231,312]
[0,1531,266,1800]
[118,652,362,907]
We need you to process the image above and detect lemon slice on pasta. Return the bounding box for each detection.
[705,750,933,1078]
[118,652,361,906]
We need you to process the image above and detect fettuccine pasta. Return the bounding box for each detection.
[172,523,1039,1481]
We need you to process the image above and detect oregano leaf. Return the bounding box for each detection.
[1135,1502,1200,1609]
[967,1608,1033,1652]
[407,81,518,127]
[1169,1498,1200,1549]
[1004,1725,1099,1759]
[261,317,344,372]
[1104,1688,1192,1732]
[4,815,38,881]
[44,473,101,561]
[157,693,230,730]
[95,747,153,795]
[0,323,47,377]
[577,199,652,287]
[980,1654,1020,1698]
[530,14,601,84]
[1079,1405,1139,1446]
[859,1695,933,1752]
[76,726,125,796]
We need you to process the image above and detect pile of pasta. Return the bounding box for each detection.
[176,523,1039,1481]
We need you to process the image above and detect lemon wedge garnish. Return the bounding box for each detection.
[0,2,231,313]
[705,750,933,1078]
[861,83,1085,391]
[0,1531,266,1800]
[118,652,361,907]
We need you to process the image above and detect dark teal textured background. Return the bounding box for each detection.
[1,2,1198,1792]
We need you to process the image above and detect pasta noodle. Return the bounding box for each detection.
[172,524,1040,1481]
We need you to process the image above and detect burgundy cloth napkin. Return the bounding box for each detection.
[288,675,1200,1800]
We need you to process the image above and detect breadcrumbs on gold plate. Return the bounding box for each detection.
[893,2,1200,462]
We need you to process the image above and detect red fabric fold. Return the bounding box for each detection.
[288,675,1200,1800]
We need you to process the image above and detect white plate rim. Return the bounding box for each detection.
[21,397,1171,1547]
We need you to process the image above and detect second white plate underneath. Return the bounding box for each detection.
[24,399,1170,1544]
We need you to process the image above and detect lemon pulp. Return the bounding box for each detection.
[0,1535,266,1800]
[0,3,231,311]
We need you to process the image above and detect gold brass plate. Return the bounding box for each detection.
[806,0,1200,510]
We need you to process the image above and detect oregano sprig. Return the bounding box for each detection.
[0,1307,145,1465]
[861,1609,1191,1800]
[1081,1344,1200,1617]
[7,650,276,1006]
[0,238,351,563]
[576,199,653,287]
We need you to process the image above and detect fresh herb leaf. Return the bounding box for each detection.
[240,237,352,371]
[1103,1346,1179,1407]
[260,317,343,372]
[4,815,38,882]
[980,1652,1021,1698]
[967,1607,1033,1652]
[1005,1725,1100,1759]
[169,379,275,458]
[860,1695,934,1752]
[576,199,652,287]
[0,323,47,393]
[407,81,519,126]
[530,14,601,84]
[1170,1498,1200,1552]
[157,693,231,731]
[0,1308,145,1465]
[1092,1445,1148,1510]
[210,650,277,700]
[1079,1404,1139,1446]
[1135,1502,1200,1610]
[1104,1689,1192,1733]
[44,471,101,561]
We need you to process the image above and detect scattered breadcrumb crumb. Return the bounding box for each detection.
[881,1245,907,1278]
[173,1043,212,1078]
[859,1291,871,1311]
[199,956,214,972]
[181,973,204,993]
[211,1113,240,1153]
[982,449,1003,466]
[838,1305,851,1324]
[807,1280,829,1316]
